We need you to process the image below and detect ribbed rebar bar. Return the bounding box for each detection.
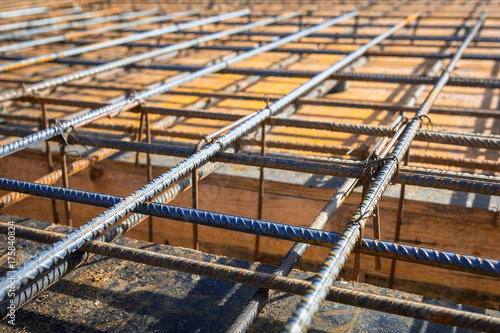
[134,64,500,89]
[0,8,112,32]
[0,148,115,209]
[0,9,249,73]
[0,126,496,194]
[14,86,498,119]
[0,222,499,332]
[3,102,498,150]
[7,39,500,61]
[1,177,497,278]
[0,11,299,103]
[0,7,46,19]
[0,8,157,43]
[268,119,500,150]
[160,28,500,43]
[0,9,190,53]
[0,9,360,305]
[283,12,489,333]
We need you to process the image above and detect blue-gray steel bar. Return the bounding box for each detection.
[0,177,497,277]
[0,154,224,319]
[123,64,500,89]
[9,38,500,61]
[0,10,359,302]
[0,7,46,19]
[5,56,500,89]
[0,9,198,54]
[0,9,248,73]
[0,8,157,43]
[1,223,499,332]
[154,28,500,43]
[283,12,490,333]
[0,10,298,103]
[0,125,496,194]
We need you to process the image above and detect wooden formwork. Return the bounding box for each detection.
[0,0,498,331]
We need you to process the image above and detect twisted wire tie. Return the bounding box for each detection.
[351,210,374,253]
[249,94,271,142]
[361,153,400,185]
[110,91,144,119]
[401,114,446,131]
[53,118,85,160]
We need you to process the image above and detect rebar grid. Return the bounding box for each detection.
[0,0,498,332]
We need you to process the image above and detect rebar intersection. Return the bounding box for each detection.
[0,1,499,332]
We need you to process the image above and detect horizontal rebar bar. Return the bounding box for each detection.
[0,8,114,32]
[1,222,499,332]
[0,178,497,278]
[162,18,500,31]
[18,94,500,120]
[0,9,190,54]
[63,135,500,193]
[0,147,115,209]
[0,9,361,306]
[2,57,498,89]
[0,9,249,73]
[4,97,498,151]
[0,126,497,194]
[145,28,500,43]
[0,8,156,43]
[0,9,296,103]
[134,64,500,89]
[0,7,46,19]
[11,38,500,61]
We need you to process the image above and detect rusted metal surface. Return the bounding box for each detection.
[0,0,498,331]
[1,218,500,332]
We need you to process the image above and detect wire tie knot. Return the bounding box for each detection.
[263,94,271,109]
[110,91,143,118]
[53,119,85,160]
[360,152,381,184]
[387,153,400,185]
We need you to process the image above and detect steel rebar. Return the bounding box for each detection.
[0,7,46,19]
[1,222,499,332]
[0,9,249,73]
[0,126,496,195]
[0,8,116,33]
[0,9,360,305]
[0,9,193,54]
[0,9,299,103]
[0,178,497,279]
[0,8,156,43]
[283,12,489,333]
